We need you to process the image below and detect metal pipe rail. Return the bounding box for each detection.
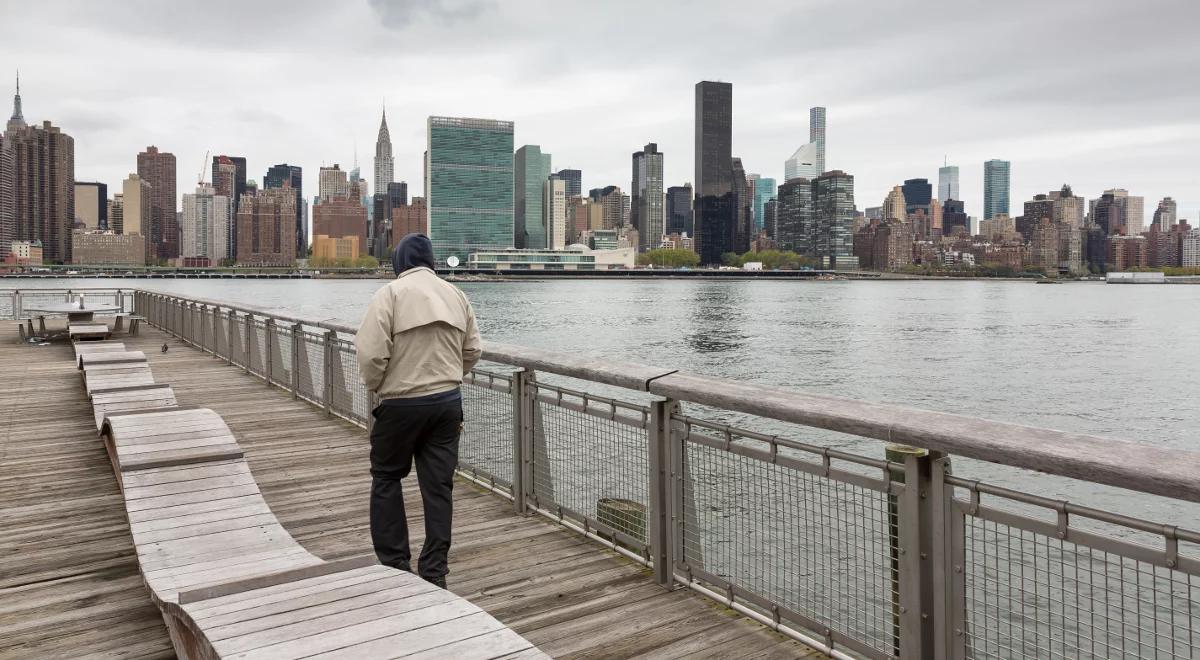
[10,288,1196,659]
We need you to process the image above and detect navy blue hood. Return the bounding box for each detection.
[393,233,436,275]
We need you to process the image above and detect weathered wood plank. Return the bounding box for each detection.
[398,627,540,660]
[299,611,503,660]
[0,320,814,660]
[78,350,147,367]
[189,571,405,625]
[216,592,476,656]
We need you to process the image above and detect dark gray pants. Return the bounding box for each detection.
[369,398,462,579]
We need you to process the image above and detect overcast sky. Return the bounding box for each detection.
[3,0,1198,224]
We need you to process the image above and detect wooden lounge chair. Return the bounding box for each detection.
[100,410,547,659]
[70,323,112,341]
[89,384,179,430]
[73,338,126,358]
[99,408,243,481]
[163,561,544,659]
[83,361,155,395]
[79,350,147,370]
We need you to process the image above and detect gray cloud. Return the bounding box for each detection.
[368,0,496,28]
[2,0,1198,223]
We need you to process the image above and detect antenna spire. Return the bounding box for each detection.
[8,68,25,129]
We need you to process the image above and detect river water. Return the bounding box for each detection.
[9,278,1199,483]
[7,276,1198,653]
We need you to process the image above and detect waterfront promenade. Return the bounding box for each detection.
[0,319,816,658]
[3,287,1199,659]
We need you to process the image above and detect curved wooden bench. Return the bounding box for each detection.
[90,384,180,430]
[100,409,244,482]
[87,345,547,659]
[165,562,543,659]
[69,323,112,341]
[74,339,127,365]
[79,350,147,369]
[83,361,155,394]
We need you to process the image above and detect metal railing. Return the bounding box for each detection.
[1,287,133,321]
[19,288,1197,659]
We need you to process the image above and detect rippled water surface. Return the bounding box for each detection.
[9,277,1200,522]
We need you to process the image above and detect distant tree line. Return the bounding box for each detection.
[721,250,818,270]
[637,249,700,268]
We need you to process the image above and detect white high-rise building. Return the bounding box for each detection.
[938,164,960,201]
[1182,229,1200,267]
[1104,189,1145,235]
[373,108,394,198]
[318,165,349,202]
[784,143,819,181]
[543,176,567,250]
[809,106,826,174]
[181,184,230,262]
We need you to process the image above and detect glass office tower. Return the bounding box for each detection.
[427,116,515,263]
[983,159,1011,221]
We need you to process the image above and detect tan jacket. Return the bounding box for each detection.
[355,267,482,399]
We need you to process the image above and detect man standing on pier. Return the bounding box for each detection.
[355,233,482,588]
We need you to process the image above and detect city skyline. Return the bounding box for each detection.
[2,1,1195,226]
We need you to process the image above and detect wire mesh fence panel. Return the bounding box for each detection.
[204,308,219,354]
[962,514,1200,659]
[459,375,514,491]
[215,313,229,359]
[296,331,326,405]
[679,430,899,657]
[330,340,369,424]
[270,324,292,387]
[530,385,650,550]
[247,319,267,377]
[228,314,246,368]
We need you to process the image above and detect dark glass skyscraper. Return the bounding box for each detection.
[554,169,582,199]
[514,145,551,249]
[694,81,734,265]
[775,178,814,253]
[265,163,303,256]
[387,181,408,208]
[942,199,969,236]
[731,157,750,253]
[902,178,932,214]
[666,184,693,236]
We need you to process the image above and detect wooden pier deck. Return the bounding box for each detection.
[0,321,819,659]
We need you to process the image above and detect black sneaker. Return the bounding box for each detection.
[423,575,447,589]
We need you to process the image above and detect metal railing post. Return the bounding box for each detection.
[264,318,275,386]
[929,452,966,660]
[291,323,302,399]
[323,330,335,416]
[244,313,254,374]
[13,290,20,320]
[211,306,221,358]
[227,309,238,367]
[510,368,530,515]
[118,289,125,313]
[197,304,207,353]
[648,397,678,588]
[889,444,937,660]
[184,302,193,344]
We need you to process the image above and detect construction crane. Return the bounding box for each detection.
[198,150,209,186]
